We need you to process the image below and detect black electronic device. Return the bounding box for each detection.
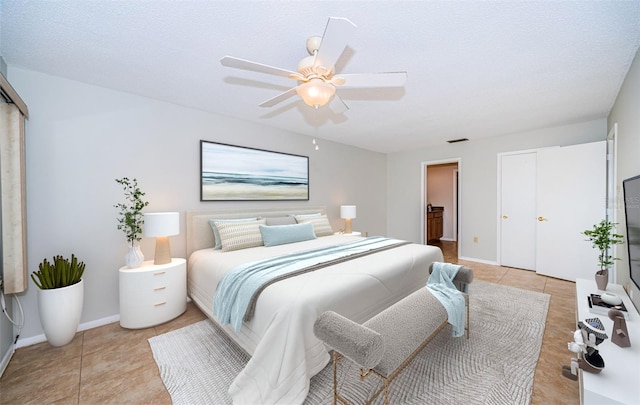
[622,174,640,291]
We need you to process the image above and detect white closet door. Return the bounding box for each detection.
[500,152,537,270]
[536,141,606,281]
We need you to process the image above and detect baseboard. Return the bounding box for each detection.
[78,314,120,332]
[15,314,120,349]
[457,256,499,266]
[0,343,15,378]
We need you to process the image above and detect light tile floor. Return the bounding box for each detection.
[0,242,579,404]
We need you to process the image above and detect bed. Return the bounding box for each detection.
[186,207,444,405]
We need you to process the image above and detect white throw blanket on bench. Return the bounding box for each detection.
[426,262,466,337]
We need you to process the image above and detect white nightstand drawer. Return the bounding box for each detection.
[119,258,187,329]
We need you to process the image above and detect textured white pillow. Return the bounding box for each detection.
[215,219,266,252]
[209,217,259,249]
[294,214,333,237]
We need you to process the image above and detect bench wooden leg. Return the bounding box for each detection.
[333,351,339,405]
[465,294,470,339]
[333,351,352,405]
[362,376,386,405]
[384,379,390,405]
[466,303,469,339]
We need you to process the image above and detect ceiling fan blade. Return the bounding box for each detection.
[221,56,297,79]
[328,94,349,114]
[259,87,298,108]
[314,17,357,72]
[338,72,408,88]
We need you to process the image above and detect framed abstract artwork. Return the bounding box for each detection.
[200,141,309,201]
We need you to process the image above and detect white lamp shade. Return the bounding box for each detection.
[144,212,180,237]
[340,205,357,219]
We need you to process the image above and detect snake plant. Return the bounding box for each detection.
[31,254,85,289]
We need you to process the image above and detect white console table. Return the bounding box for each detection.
[575,279,640,405]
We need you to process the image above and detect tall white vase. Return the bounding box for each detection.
[125,245,144,268]
[37,279,84,347]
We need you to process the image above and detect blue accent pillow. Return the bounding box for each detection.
[259,223,316,247]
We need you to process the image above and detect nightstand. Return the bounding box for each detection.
[119,258,187,329]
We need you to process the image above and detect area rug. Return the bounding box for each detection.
[148,281,550,404]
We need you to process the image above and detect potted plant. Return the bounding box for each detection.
[582,220,624,290]
[114,177,149,268]
[31,254,85,347]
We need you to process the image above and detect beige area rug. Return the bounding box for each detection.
[148,281,550,404]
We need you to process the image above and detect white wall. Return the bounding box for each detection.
[387,119,607,262]
[608,46,640,311]
[8,67,387,344]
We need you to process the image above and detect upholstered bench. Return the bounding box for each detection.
[313,264,473,405]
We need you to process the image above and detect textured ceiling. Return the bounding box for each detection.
[1,1,639,153]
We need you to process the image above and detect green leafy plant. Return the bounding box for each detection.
[114,177,149,246]
[31,254,85,289]
[582,220,625,271]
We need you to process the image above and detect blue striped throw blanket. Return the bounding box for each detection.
[214,237,409,332]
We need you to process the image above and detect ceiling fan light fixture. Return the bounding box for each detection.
[295,78,335,108]
[221,17,406,112]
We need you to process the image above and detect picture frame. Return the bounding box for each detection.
[200,140,309,201]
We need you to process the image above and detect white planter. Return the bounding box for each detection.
[125,245,144,268]
[595,269,609,290]
[37,279,84,347]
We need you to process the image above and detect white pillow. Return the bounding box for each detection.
[209,217,259,249]
[289,212,321,218]
[215,219,266,252]
[265,216,297,226]
[294,214,333,237]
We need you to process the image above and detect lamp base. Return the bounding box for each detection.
[154,236,172,265]
[344,218,353,234]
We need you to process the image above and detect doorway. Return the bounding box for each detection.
[422,159,461,259]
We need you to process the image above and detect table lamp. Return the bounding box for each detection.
[340,205,357,234]
[144,212,180,265]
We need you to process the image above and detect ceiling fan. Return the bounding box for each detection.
[220,17,407,113]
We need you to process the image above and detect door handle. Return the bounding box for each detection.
[502,215,508,220]
[538,216,548,222]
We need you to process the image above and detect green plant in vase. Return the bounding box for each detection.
[115,177,149,267]
[582,219,624,290]
[31,254,85,289]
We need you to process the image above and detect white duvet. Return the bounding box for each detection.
[187,234,443,405]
